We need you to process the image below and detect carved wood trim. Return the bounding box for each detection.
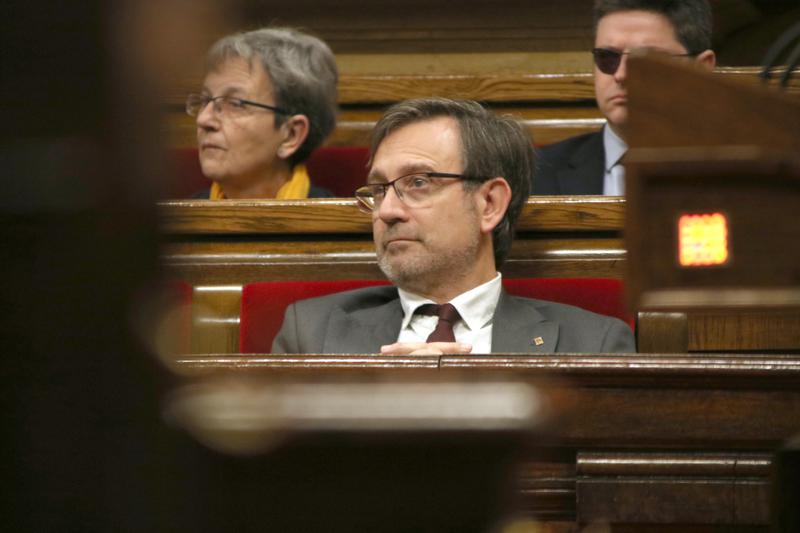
[170,353,800,388]
[168,67,797,107]
[576,452,772,525]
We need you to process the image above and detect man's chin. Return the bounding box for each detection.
[377,255,412,285]
[606,107,628,129]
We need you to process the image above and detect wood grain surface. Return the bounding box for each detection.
[159,197,625,234]
[167,67,797,148]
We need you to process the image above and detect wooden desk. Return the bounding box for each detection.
[169,352,800,529]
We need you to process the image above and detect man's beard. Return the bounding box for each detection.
[377,212,480,295]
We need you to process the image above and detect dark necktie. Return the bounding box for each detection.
[416,303,461,343]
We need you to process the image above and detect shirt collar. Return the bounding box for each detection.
[398,273,503,332]
[603,124,628,171]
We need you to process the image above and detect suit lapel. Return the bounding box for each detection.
[320,288,563,354]
[557,130,605,195]
[491,291,560,353]
[323,298,403,354]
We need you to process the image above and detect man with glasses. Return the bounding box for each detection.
[273,98,635,355]
[187,27,337,199]
[532,0,716,195]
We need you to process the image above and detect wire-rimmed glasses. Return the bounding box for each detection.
[185,93,292,118]
[354,171,481,213]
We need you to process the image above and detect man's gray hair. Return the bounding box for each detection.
[593,0,713,55]
[369,98,534,268]
[207,27,338,165]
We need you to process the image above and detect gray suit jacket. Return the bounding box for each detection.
[272,285,635,354]
[532,130,605,195]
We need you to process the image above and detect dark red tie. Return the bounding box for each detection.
[416,303,461,343]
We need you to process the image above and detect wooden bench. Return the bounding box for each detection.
[167,67,796,151]
[160,196,626,353]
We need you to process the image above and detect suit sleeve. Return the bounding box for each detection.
[271,303,299,354]
[600,318,636,353]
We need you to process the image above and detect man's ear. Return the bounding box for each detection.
[475,177,512,236]
[695,49,716,72]
[277,114,310,160]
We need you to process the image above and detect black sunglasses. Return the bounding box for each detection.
[592,47,692,75]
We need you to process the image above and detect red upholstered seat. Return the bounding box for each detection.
[166,147,370,199]
[240,278,631,353]
[501,278,631,326]
[305,146,370,197]
[240,279,390,353]
[167,148,209,198]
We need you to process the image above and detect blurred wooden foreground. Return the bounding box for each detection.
[168,352,800,529]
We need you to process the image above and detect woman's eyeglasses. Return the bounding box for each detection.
[185,93,292,118]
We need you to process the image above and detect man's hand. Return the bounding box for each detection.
[380,341,473,355]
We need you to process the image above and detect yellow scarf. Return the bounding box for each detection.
[209,164,311,200]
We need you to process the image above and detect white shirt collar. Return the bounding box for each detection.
[398,273,503,332]
[602,123,628,171]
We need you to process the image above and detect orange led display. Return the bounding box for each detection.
[678,212,729,266]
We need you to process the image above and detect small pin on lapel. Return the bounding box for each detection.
[533,336,544,346]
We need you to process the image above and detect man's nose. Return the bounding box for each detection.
[614,54,629,82]
[376,185,408,223]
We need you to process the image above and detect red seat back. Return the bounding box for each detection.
[240,278,630,353]
[240,279,390,353]
[167,148,209,198]
[305,146,370,197]
[502,278,630,325]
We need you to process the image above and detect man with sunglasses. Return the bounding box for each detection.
[273,98,635,355]
[187,27,337,199]
[532,0,716,195]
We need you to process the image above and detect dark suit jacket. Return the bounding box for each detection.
[532,130,605,195]
[272,285,635,354]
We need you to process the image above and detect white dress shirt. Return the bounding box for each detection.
[395,273,502,353]
[602,124,627,196]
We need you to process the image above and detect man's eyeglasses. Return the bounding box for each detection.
[354,172,481,213]
[591,47,692,75]
[185,93,292,118]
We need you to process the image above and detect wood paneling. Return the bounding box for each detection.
[688,310,800,352]
[160,198,626,286]
[237,0,595,56]
[191,285,241,353]
[638,312,689,353]
[168,352,800,527]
